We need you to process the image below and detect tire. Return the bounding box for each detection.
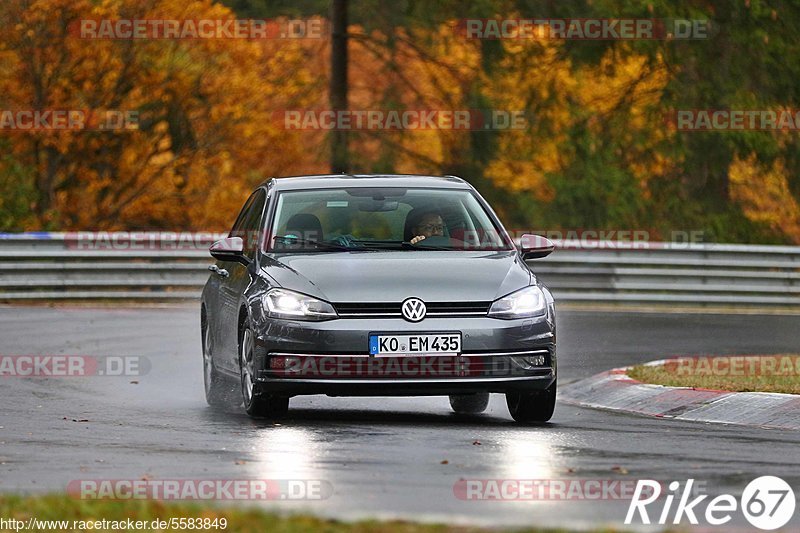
[239,321,289,419]
[202,311,240,408]
[449,393,490,414]
[506,379,556,423]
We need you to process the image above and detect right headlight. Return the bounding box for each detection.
[262,288,338,321]
[488,285,547,319]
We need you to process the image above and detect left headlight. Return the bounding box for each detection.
[488,285,547,319]
[263,288,338,321]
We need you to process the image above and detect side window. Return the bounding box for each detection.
[229,193,257,237]
[230,189,267,257]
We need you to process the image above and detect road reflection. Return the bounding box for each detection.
[248,426,318,479]
[496,430,559,481]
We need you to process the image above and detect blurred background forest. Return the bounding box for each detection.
[1,0,799,243]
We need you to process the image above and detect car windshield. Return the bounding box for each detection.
[266,187,513,252]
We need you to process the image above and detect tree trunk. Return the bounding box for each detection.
[330,0,348,173]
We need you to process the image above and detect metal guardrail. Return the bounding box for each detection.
[0,233,798,306]
[535,242,800,306]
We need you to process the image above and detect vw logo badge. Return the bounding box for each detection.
[401,297,426,322]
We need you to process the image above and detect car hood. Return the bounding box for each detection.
[261,250,532,303]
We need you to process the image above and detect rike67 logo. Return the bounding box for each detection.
[625,477,796,530]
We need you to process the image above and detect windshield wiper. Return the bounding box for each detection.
[401,241,452,251]
[354,240,404,250]
[273,235,360,252]
[352,239,452,251]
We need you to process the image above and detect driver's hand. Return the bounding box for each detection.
[410,235,426,244]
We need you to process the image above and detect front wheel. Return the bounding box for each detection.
[506,379,556,424]
[449,393,490,414]
[202,313,239,408]
[240,322,289,419]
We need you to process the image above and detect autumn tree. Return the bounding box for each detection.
[0,0,326,230]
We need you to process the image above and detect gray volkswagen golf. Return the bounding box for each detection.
[201,174,557,423]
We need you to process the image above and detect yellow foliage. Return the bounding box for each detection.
[729,153,800,242]
[345,20,674,199]
[486,42,673,195]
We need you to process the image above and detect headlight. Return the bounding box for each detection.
[263,288,338,321]
[488,285,546,319]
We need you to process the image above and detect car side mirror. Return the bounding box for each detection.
[518,233,555,260]
[209,237,248,265]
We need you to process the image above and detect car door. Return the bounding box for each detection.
[216,189,267,373]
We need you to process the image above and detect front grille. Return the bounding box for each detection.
[334,301,491,318]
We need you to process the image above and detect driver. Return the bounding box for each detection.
[410,211,444,244]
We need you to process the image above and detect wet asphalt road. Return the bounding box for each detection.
[1,305,799,531]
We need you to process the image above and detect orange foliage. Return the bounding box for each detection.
[0,0,326,230]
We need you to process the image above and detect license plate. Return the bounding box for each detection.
[369,333,461,355]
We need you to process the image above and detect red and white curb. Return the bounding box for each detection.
[561,360,800,430]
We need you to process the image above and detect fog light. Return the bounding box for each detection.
[510,354,547,370]
[269,355,301,371]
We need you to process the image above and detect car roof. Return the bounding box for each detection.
[261,174,471,191]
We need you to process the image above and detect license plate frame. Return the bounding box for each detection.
[369,332,462,356]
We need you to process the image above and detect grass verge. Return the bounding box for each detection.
[627,355,800,394]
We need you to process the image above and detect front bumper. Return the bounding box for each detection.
[250,314,556,397]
